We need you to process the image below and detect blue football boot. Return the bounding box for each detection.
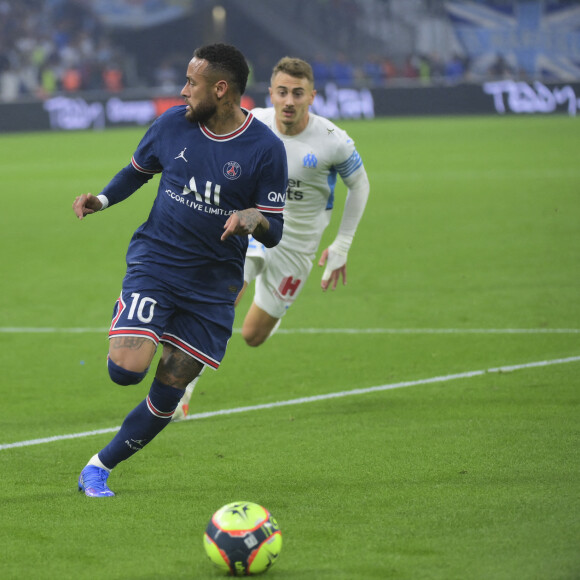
[78,465,115,497]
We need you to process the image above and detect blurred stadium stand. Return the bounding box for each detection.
[0,0,580,132]
[1,0,578,110]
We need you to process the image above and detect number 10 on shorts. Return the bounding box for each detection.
[127,292,157,323]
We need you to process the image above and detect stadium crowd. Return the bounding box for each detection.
[0,0,483,103]
[0,0,127,101]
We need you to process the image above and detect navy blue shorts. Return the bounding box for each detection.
[108,271,235,370]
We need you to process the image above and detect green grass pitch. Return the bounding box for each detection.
[0,114,579,579]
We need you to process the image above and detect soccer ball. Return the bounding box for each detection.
[203,501,282,576]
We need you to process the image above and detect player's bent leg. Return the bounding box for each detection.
[107,336,157,385]
[156,342,204,389]
[79,377,187,497]
[241,302,281,347]
[79,347,199,496]
[107,357,148,385]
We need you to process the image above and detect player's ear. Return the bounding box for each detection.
[309,89,317,105]
[215,79,228,99]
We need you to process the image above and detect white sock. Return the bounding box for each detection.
[87,453,111,472]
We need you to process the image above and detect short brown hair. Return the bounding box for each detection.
[271,57,314,86]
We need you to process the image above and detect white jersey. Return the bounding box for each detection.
[252,108,364,256]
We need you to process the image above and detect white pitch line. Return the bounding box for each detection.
[1,355,579,452]
[276,328,580,335]
[0,327,579,334]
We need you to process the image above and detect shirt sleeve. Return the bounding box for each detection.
[336,165,370,240]
[130,115,164,176]
[99,117,163,207]
[330,130,370,253]
[99,163,154,207]
[254,213,283,248]
[335,145,364,181]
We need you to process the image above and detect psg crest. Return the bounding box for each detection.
[223,161,242,180]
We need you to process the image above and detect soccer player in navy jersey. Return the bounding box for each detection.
[73,43,287,497]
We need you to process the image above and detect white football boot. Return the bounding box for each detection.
[172,368,205,422]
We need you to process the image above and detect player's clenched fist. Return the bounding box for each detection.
[73,193,103,220]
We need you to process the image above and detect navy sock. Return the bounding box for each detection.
[98,379,185,469]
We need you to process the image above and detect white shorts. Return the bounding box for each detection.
[245,240,314,319]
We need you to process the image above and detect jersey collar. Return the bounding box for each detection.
[199,109,253,142]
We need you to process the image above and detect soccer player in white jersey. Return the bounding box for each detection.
[173,56,369,420]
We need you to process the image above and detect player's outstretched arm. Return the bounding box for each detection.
[73,164,154,221]
[72,193,103,220]
[318,165,370,291]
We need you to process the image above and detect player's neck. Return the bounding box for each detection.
[204,103,247,136]
[276,114,309,137]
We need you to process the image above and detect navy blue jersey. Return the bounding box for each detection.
[109,106,287,302]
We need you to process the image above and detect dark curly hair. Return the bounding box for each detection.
[193,43,250,95]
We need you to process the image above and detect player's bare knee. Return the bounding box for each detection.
[241,328,267,348]
[245,336,267,347]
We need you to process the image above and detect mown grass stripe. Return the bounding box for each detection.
[2,355,579,451]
